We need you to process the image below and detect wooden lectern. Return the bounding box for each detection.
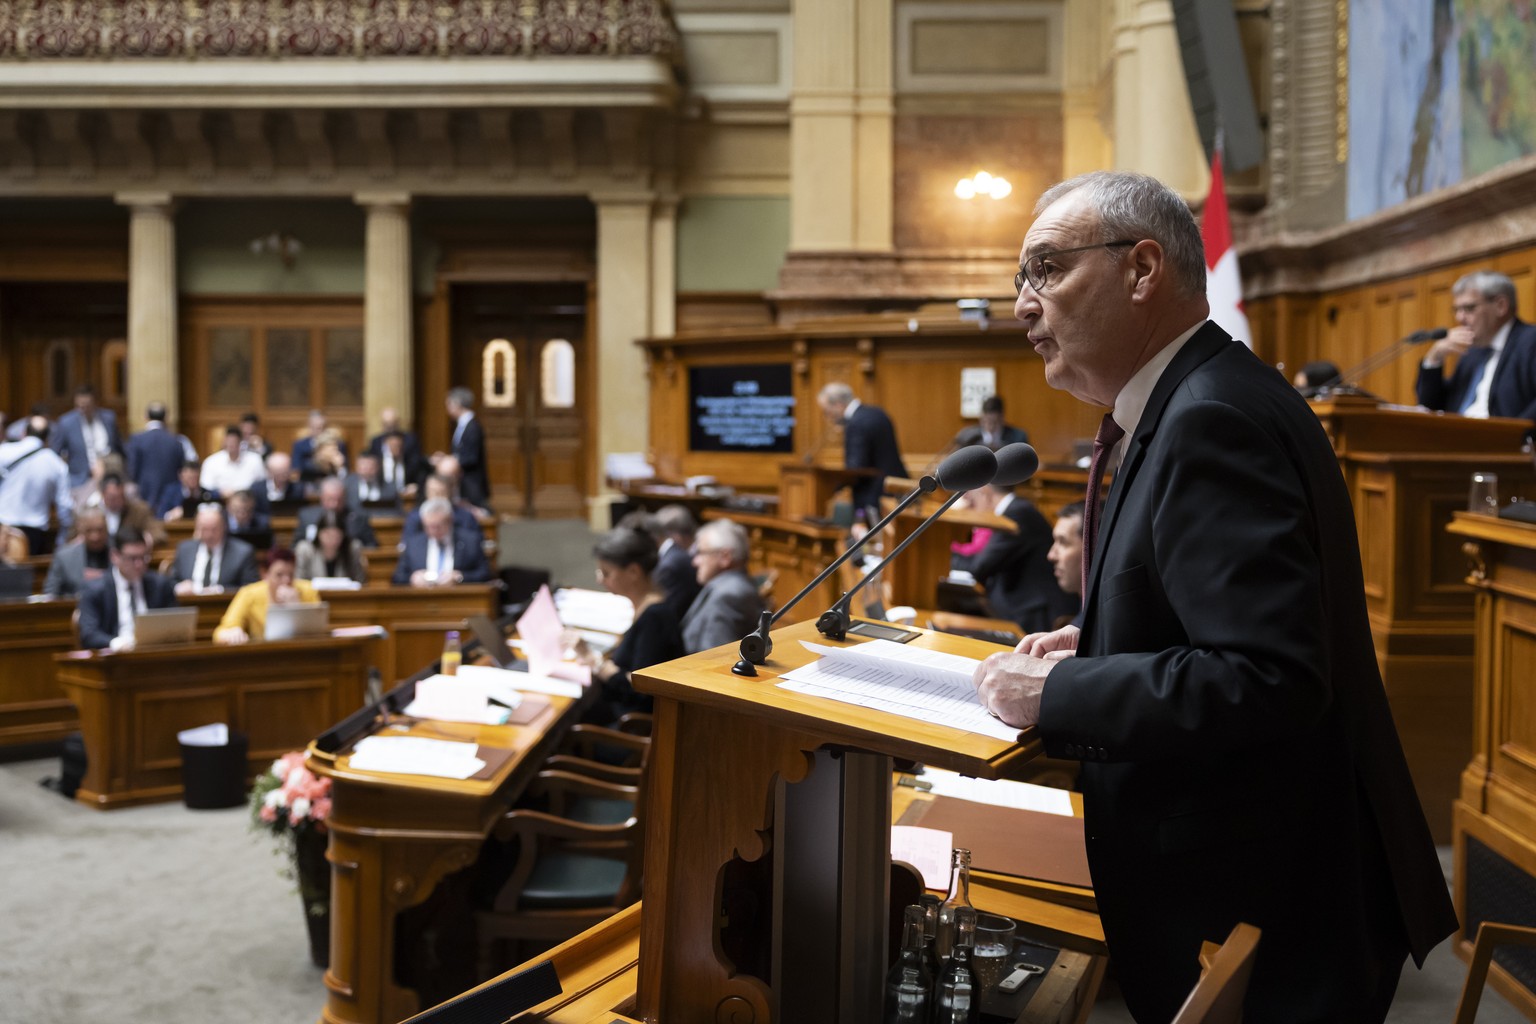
[629,619,1043,1022]
[777,463,876,521]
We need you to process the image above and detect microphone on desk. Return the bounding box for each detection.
[1317,328,1449,396]
[731,444,1001,677]
[814,443,1040,641]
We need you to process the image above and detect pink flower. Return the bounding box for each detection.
[311,796,332,822]
[259,804,278,823]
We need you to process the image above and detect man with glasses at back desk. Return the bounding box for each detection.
[1416,270,1536,422]
[78,526,178,651]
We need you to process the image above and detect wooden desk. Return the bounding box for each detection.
[53,635,371,809]
[777,463,874,520]
[1446,511,1536,1019]
[0,597,81,745]
[306,691,587,1024]
[181,584,499,684]
[880,496,1014,611]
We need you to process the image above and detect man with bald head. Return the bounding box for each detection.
[43,507,112,598]
[170,504,260,595]
[970,171,1453,1022]
[259,451,305,509]
[294,476,377,548]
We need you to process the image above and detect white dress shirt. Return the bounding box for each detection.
[426,537,454,579]
[1461,319,1513,419]
[110,567,146,651]
[191,544,223,590]
[0,436,73,532]
[200,450,267,496]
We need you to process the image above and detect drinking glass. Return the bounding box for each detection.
[971,913,1016,992]
[1469,472,1499,515]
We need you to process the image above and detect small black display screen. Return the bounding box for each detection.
[688,363,796,453]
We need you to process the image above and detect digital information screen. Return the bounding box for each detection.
[688,363,797,453]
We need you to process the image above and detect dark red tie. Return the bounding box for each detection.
[1082,413,1125,597]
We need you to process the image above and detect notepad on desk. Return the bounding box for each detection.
[347,735,486,779]
[778,639,1020,743]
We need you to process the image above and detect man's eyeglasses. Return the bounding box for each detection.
[1015,240,1139,293]
[1452,298,1490,316]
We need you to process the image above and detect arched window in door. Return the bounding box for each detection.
[483,339,515,408]
[541,339,576,408]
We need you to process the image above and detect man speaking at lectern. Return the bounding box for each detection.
[1415,270,1536,421]
[971,171,1455,1023]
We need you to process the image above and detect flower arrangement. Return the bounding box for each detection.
[249,751,333,919]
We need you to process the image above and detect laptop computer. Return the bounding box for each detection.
[467,614,526,670]
[132,606,197,647]
[0,565,32,600]
[265,602,331,641]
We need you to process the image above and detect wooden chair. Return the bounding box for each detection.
[475,769,645,977]
[542,722,651,787]
[1453,922,1536,1024]
[752,568,778,610]
[1168,922,1262,1024]
[1,525,28,562]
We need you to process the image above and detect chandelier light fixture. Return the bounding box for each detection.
[954,170,1012,201]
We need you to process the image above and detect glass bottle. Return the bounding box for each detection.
[441,630,462,676]
[919,892,942,980]
[882,904,933,1024]
[932,904,980,1024]
[934,848,973,961]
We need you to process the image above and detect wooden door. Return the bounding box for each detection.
[0,283,127,427]
[451,284,587,518]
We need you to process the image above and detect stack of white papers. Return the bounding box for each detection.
[555,587,635,634]
[778,640,1019,743]
[311,577,362,591]
[403,674,511,725]
[347,736,486,779]
[921,767,1073,816]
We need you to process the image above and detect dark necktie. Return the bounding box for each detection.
[200,547,214,588]
[1082,413,1125,598]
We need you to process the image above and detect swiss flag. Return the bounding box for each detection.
[1201,151,1251,348]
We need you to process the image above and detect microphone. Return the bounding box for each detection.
[1320,328,1448,394]
[731,444,999,676]
[815,443,1037,642]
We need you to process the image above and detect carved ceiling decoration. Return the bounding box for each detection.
[0,0,680,61]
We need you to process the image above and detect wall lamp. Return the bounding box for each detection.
[954,171,1012,200]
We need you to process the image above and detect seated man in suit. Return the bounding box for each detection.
[343,452,401,516]
[1417,270,1536,421]
[950,394,1030,452]
[294,477,378,548]
[238,410,271,459]
[77,525,178,651]
[170,504,262,596]
[402,473,480,540]
[43,507,112,598]
[681,518,765,653]
[257,451,305,511]
[963,478,1076,634]
[214,546,319,645]
[201,425,267,500]
[92,472,164,547]
[291,409,350,482]
[375,428,424,500]
[651,504,702,618]
[158,461,219,521]
[392,497,491,588]
[225,489,271,547]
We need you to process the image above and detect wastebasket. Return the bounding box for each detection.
[177,723,249,809]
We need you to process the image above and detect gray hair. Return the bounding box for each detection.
[1453,271,1517,314]
[419,497,453,521]
[697,518,750,566]
[818,382,854,408]
[1035,170,1207,299]
[447,386,475,410]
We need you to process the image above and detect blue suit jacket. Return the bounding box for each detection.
[126,427,186,507]
[51,409,122,487]
[1415,318,1536,422]
[391,529,491,585]
[77,572,178,649]
[843,403,907,515]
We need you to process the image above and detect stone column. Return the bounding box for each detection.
[592,195,656,529]
[788,0,893,251]
[1113,0,1207,196]
[650,197,677,339]
[1063,0,1115,178]
[356,192,413,433]
[118,192,178,429]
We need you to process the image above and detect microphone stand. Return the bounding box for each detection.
[1319,332,1439,395]
[732,475,938,676]
[815,489,968,641]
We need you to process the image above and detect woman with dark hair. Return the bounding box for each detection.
[571,526,686,720]
[214,547,319,645]
[294,512,368,583]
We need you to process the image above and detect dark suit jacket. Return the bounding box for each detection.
[293,505,378,549]
[654,541,702,618]
[391,529,491,585]
[343,475,401,515]
[77,571,178,649]
[372,444,427,494]
[970,495,1075,634]
[843,403,907,515]
[368,429,424,464]
[402,504,481,542]
[253,479,305,514]
[156,483,219,519]
[680,569,764,653]
[1415,318,1536,421]
[42,539,111,598]
[50,409,122,487]
[291,435,350,480]
[126,426,186,508]
[951,423,1030,451]
[1039,323,1456,1022]
[169,537,260,590]
[452,415,491,508]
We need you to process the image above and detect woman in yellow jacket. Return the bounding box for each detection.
[214,547,319,645]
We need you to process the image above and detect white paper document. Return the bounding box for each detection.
[921,767,1074,817]
[452,665,528,708]
[347,735,486,779]
[402,674,511,725]
[777,639,1020,743]
[555,587,635,634]
[891,825,955,889]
